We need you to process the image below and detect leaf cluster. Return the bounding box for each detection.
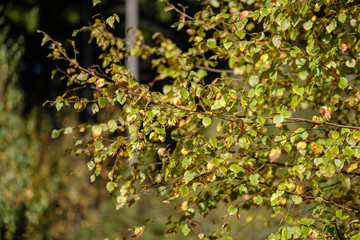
[41,0,360,239]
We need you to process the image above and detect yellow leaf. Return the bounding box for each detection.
[207,161,215,172]
[96,78,105,88]
[312,115,321,128]
[91,125,102,137]
[269,148,281,162]
[347,163,358,173]
[239,11,249,20]
[296,141,307,150]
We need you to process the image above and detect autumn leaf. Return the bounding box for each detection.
[237,119,247,131]
[339,43,347,54]
[157,148,167,157]
[269,148,281,162]
[296,141,307,150]
[239,11,249,20]
[319,106,332,119]
[312,116,321,128]
[347,163,358,173]
[41,0,360,238]
[356,91,360,101]
[133,226,145,238]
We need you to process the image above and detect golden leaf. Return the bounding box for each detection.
[296,141,307,150]
[269,148,281,162]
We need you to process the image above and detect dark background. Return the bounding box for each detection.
[0,1,205,239]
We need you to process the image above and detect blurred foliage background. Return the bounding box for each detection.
[0,0,274,239]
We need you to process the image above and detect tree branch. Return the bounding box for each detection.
[260,182,360,214]
[195,65,234,73]
[229,115,360,130]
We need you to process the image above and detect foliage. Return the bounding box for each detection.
[0,5,53,239]
[0,3,116,239]
[42,0,360,239]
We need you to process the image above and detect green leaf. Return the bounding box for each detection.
[256,32,265,41]
[280,18,290,31]
[129,78,137,87]
[299,71,308,80]
[298,218,314,226]
[249,75,259,87]
[350,232,360,240]
[300,2,308,16]
[75,139,83,146]
[184,171,195,184]
[224,41,233,50]
[338,12,346,23]
[87,161,95,171]
[180,89,189,99]
[228,205,237,215]
[202,117,212,127]
[64,127,73,134]
[106,182,116,193]
[229,164,243,174]
[94,141,103,151]
[257,116,265,125]
[182,156,192,169]
[146,110,154,119]
[272,35,281,48]
[306,44,320,55]
[255,84,266,96]
[273,115,283,124]
[182,224,191,236]
[293,86,304,96]
[303,20,313,31]
[346,59,356,68]
[56,102,63,111]
[106,16,115,28]
[180,186,189,197]
[326,19,337,33]
[260,7,271,16]
[295,58,306,68]
[338,77,348,90]
[108,120,118,132]
[239,41,247,51]
[210,0,220,7]
[92,125,102,137]
[77,72,88,81]
[220,12,229,19]
[281,110,291,118]
[116,195,126,208]
[38,30,51,46]
[207,38,217,49]
[91,103,99,114]
[217,121,224,132]
[343,146,354,156]
[254,195,263,205]
[155,127,165,135]
[92,0,102,7]
[249,173,260,186]
[221,234,232,239]
[209,138,218,148]
[331,130,339,139]
[98,97,107,108]
[51,129,60,139]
